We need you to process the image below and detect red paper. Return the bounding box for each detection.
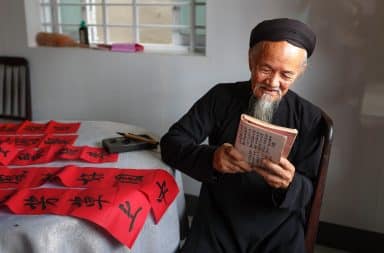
[0,136,44,149]
[12,147,53,165]
[0,189,16,207]
[0,167,61,188]
[5,187,151,248]
[39,135,78,148]
[14,136,44,148]
[139,169,179,222]
[53,145,81,160]
[46,121,81,134]
[17,121,48,135]
[80,146,118,163]
[0,123,20,135]
[0,136,13,145]
[0,143,19,166]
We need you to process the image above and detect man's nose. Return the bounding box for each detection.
[265,73,280,88]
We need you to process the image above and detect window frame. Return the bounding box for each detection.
[39,0,206,54]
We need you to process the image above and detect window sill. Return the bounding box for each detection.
[29,43,205,56]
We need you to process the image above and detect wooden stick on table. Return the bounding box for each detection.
[116,132,159,145]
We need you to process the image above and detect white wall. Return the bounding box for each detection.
[1,0,384,234]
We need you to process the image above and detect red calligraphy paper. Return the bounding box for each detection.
[0,167,61,189]
[5,187,151,248]
[14,136,44,148]
[0,143,19,166]
[11,147,54,165]
[0,123,20,135]
[80,146,118,163]
[0,136,44,149]
[55,145,83,160]
[0,189,16,207]
[57,166,151,189]
[17,121,48,135]
[57,167,179,222]
[139,169,179,222]
[39,135,78,148]
[0,136,13,145]
[46,121,81,134]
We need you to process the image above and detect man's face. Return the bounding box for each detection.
[248,41,307,101]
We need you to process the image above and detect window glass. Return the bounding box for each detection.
[59,6,82,24]
[61,25,79,40]
[140,28,172,44]
[139,6,173,25]
[108,27,133,42]
[107,6,133,25]
[90,26,105,43]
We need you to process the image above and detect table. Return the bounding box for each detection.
[0,121,185,253]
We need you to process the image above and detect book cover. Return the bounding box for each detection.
[234,114,298,167]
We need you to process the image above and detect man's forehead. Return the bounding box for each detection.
[253,41,307,70]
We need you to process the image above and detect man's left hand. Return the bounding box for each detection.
[253,157,295,189]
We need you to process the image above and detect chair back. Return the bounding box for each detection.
[0,56,32,121]
[304,109,334,253]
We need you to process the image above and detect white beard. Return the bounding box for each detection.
[247,93,281,123]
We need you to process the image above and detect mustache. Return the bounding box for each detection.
[253,83,282,98]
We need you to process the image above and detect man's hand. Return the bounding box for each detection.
[253,157,295,189]
[213,143,252,173]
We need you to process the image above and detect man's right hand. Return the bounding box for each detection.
[213,143,252,173]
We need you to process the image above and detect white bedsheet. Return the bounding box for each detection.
[0,121,185,253]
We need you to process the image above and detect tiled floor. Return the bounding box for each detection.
[315,245,350,253]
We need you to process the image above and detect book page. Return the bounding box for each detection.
[241,114,298,157]
[235,119,287,167]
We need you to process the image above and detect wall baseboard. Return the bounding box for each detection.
[317,221,384,252]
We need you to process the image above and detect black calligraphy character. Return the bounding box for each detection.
[54,126,70,131]
[0,125,17,133]
[0,171,27,184]
[84,195,110,209]
[56,147,78,156]
[24,195,58,210]
[0,137,12,145]
[31,149,45,161]
[70,195,109,209]
[44,138,70,145]
[70,196,83,207]
[87,151,106,159]
[119,201,143,232]
[15,137,39,147]
[0,147,10,157]
[17,152,31,161]
[115,174,143,184]
[156,181,168,203]
[0,194,12,206]
[25,126,44,132]
[42,173,59,183]
[77,172,104,185]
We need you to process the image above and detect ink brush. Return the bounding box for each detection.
[116,132,159,145]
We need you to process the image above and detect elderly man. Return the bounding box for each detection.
[160,18,322,253]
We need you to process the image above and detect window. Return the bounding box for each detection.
[39,0,206,54]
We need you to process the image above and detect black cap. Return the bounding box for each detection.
[249,18,316,57]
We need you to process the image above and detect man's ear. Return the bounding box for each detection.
[299,61,307,77]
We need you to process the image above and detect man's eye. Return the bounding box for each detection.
[259,68,271,74]
[281,73,294,80]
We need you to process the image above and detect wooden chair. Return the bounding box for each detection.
[305,109,334,253]
[182,110,334,253]
[0,56,32,121]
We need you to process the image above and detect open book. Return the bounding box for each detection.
[234,114,298,167]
